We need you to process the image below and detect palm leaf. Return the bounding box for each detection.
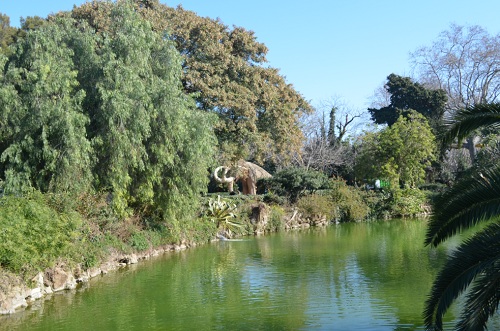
[441,103,500,147]
[425,166,500,246]
[455,262,500,331]
[424,223,500,330]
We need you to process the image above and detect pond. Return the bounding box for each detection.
[0,219,486,330]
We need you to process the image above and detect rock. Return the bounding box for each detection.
[251,203,269,235]
[0,286,28,314]
[129,254,139,264]
[88,267,102,278]
[32,272,44,289]
[28,288,42,301]
[118,254,139,265]
[44,267,76,292]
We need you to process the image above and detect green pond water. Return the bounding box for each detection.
[0,219,492,330]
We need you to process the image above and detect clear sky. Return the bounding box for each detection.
[2,0,500,112]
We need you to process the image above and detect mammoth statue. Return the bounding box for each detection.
[213,160,271,195]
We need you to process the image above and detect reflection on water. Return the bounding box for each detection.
[1,219,492,330]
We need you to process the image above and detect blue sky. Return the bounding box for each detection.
[2,0,500,112]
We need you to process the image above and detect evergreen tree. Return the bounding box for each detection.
[0,23,92,195]
[368,74,447,133]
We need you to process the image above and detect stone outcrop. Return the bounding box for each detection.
[250,203,269,235]
[284,208,331,230]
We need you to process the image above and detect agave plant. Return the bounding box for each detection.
[424,103,500,331]
[205,195,243,239]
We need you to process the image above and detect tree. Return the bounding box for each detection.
[368,74,447,132]
[355,111,436,188]
[297,98,363,179]
[70,0,312,166]
[72,3,216,219]
[1,3,217,225]
[261,167,329,203]
[327,106,336,145]
[424,103,500,331]
[411,24,500,160]
[0,22,92,195]
[412,24,500,110]
[0,13,17,56]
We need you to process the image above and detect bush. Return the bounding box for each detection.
[268,205,286,232]
[262,192,287,205]
[0,192,81,275]
[390,188,428,217]
[329,179,369,222]
[129,232,150,251]
[296,194,337,222]
[261,167,330,202]
[202,195,245,238]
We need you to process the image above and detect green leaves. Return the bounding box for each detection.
[262,167,329,203]
[1,22,92,195]
[0,2,216,224]
[203,195,243,238]
[72,0,311,165]
[0,192,81,273]
[425,167,500,247]
[355,111,436,188]
[424,103,500,330]
[368,73,447,132]
[441,103,500,147]
[424,222,500,331]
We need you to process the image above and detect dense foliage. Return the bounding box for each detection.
[368,74,447,132]
[0,3,216,224]
[355,111,436,188]
[260,167,330,202]
[424,103,500,331]
[0,192,81,274]
[69,0,312,165]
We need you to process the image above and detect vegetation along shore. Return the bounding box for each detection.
[1,1,500,329]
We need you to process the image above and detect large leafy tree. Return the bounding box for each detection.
[0,3,217,223]
[411,24,500,161]
[0,13,17,56]
[424,103,500,331]
[73,3,216,219]
[0,22,92,195]
[70,0,312,165]
[355,111,436,188]
[368,74,447,132]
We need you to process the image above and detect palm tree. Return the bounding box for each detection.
[424,103,500,331]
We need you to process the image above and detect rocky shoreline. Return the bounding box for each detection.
[0,205,331,315]
[0,242,192,315]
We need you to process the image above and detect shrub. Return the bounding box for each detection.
[129,232,150,251]
[296,194,337,222]
[262,167,330,202]
[202,195,244,238]
[329,179,369,222]
[390,188,428,217]
[0,192,81,275]
[262,192,287,205]
[268,205,286,232]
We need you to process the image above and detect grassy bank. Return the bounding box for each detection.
[0,182,436,287]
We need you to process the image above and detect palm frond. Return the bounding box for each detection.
[424,223,500,330]
[455,262,500,331]
[425,166,500,246]
[441,103,500,146]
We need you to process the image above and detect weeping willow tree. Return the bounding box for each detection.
[0,2,216,224]
[424,103,500,331]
